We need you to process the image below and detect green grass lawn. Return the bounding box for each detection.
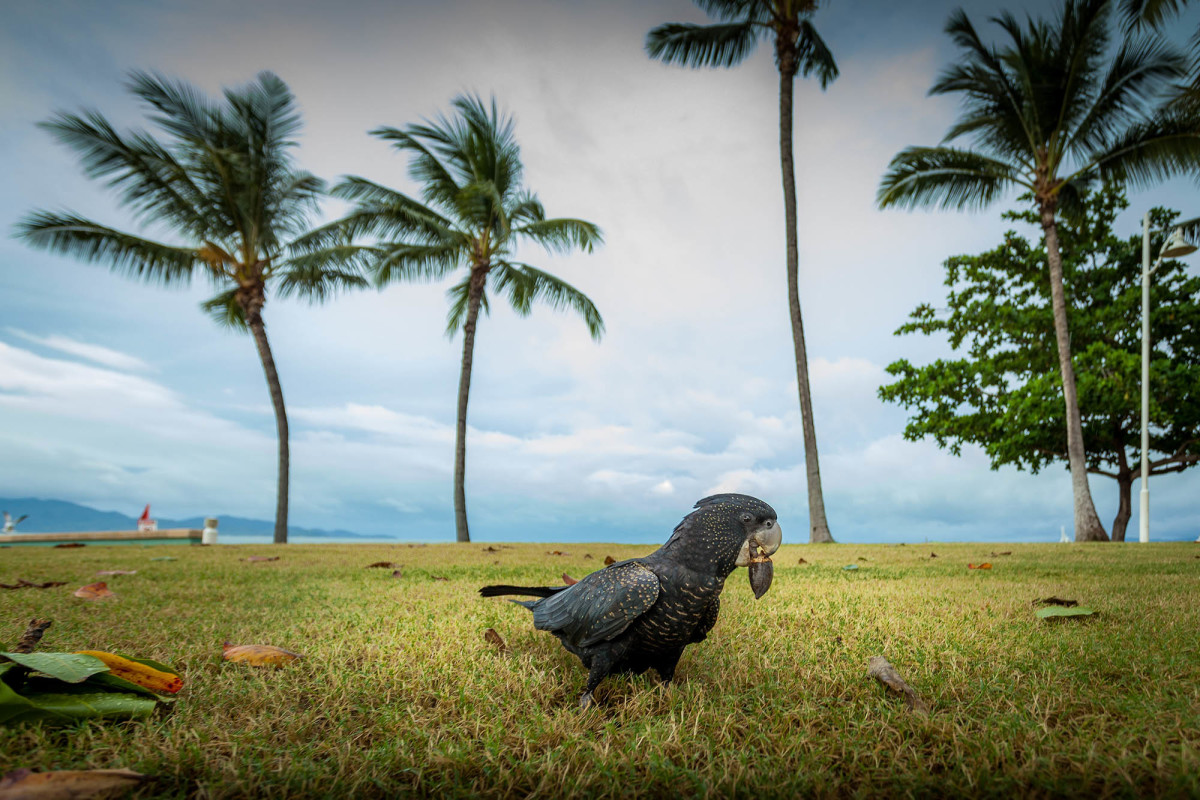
[2,540,1199,798]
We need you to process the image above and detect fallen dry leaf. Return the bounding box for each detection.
[1035,596,1078,607]
[364,561,398,569]
[222,642,302,667]
[95,570,137,577]
[0,767,150,800]
[604,555,616,566]
[53,543,86,548]
[431,576,449,582]
[545,550,569,557]
[929,552,939,558]
[991,551,1013,557]
[857,557,868,562]
[483,628,510,654]
[867,656,929,714]
[73,582,115,600]
[967,563,993,570]
[797,558,808,565]
[1,579,67,590]
[391,569,403,579]
[583,554,593,560]
[241,556,279,563]
[481,546,500,553]
[561,573,578,586]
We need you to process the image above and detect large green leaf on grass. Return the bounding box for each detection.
[0,681,158,725]
[1035,606,1096,620]
[0,660,164,725]
[0,652,108,683]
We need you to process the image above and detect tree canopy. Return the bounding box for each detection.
[880,187,1200,539]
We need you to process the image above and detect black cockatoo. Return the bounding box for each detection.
[479,493,781,708]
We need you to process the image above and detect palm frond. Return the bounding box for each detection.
[1120,0,1190,31]
[1048,0,1115,157]
[444,274,490,336]
[877,147,1026,211]
[795,19,839,89]
[694,0,762,24]
[329,177,459,244]
[493,263,604,340]
[372,126,463,213]
[932,10,1038,158]
[37,110,213,237]
[200,288,248,331]
[372,241,465,287]
[276,252,370,302]
[514,217,604,255]
[16,211,198,285]
[645,22,761,69]
[507,191,545,227]
[1055,175,1097,223]
[1070,35,1190,157]
[127,70,216,146]
[1084,108,1200,188]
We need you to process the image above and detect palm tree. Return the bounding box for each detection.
[646,1,839,543]
[877,0,1200,541]
[17,71,367,544]
[311,94,603,543]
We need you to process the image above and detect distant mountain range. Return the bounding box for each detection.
[0,497,387,540]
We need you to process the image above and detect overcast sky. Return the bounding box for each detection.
[2,0,1197,543]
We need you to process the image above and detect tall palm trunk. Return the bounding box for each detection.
[453,267,487,543]
[242,290,290,544]
[778,41,834,543]
[1039,208,1108,542]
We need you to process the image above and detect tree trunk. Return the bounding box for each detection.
[1111,472,1132,543]
[453,268,487,543]
[1111,425,1131,542]
[243,290,290,545]
[1039,208,1108,542]
[778,43,833,543]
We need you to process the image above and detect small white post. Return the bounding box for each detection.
[202,517,219,545]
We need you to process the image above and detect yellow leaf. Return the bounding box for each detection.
[221,642,302,666]
[74,651,183,694]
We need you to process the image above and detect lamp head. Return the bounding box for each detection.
[1160,228,1198,259]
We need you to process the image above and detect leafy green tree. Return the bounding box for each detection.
[17,71,366,544]
[646,0,839,543]
[310,95,603,543]
[880,187,1200,541]
[877,0,1200,541]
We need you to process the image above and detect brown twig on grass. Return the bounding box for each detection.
[867,656,929,714]
[13,619,52,654]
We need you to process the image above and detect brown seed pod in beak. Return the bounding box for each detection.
[748,554,773,599]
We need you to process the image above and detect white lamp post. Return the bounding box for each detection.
[1139,214,1198,543]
